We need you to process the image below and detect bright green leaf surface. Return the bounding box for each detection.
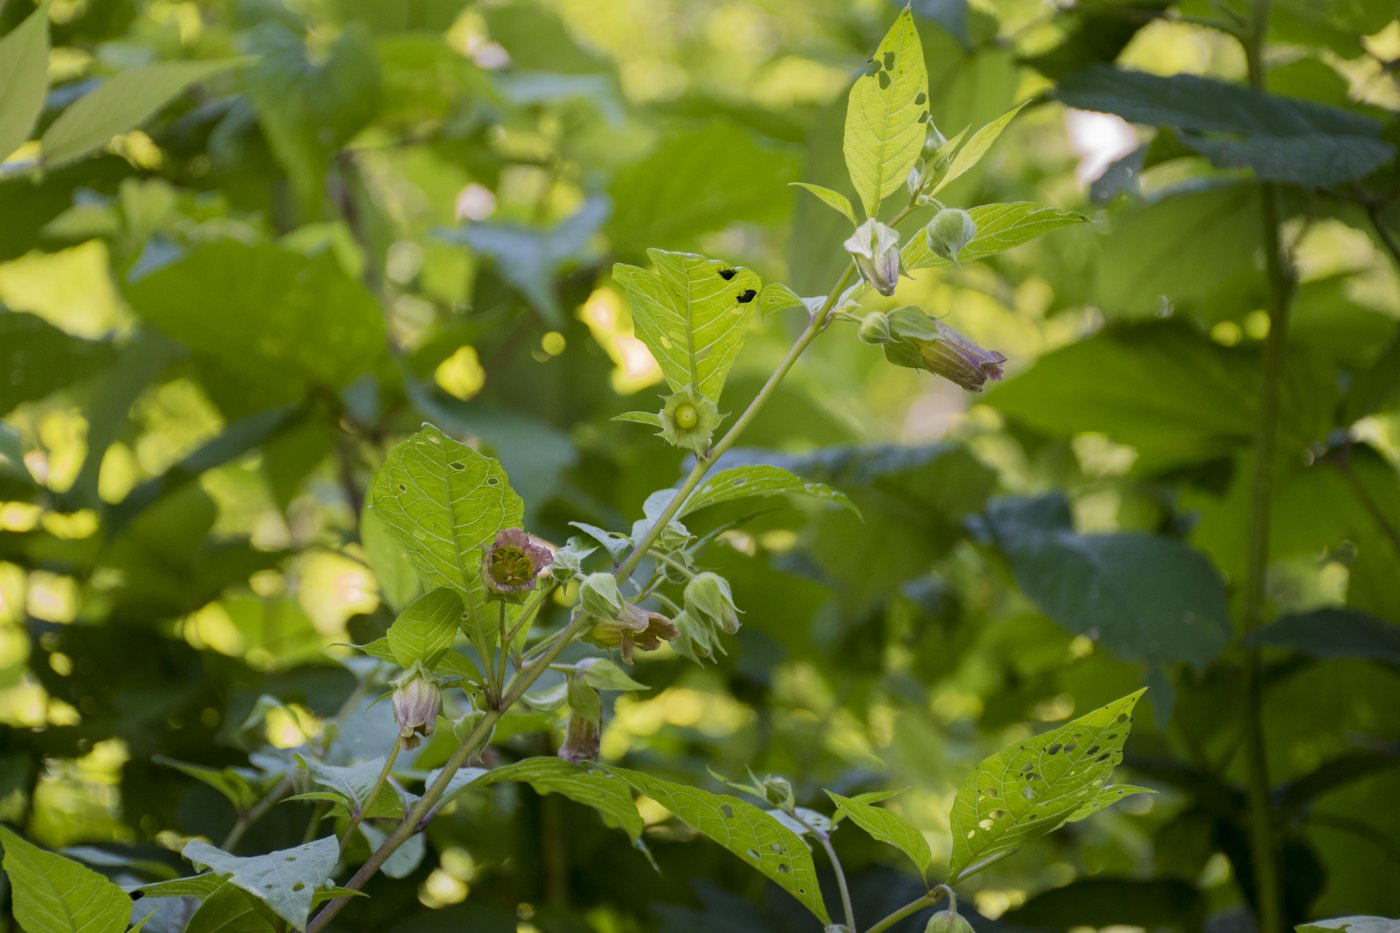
[791,182,858,227]
[0,826,132,933]
[843,6,929,216]
[612,249,762,402]
[0,0,51,160]
[678,464,857,517]
[183,836,339,930]
[185,883,278,933]
[901,202,1087,271]
[370,424,523,626]
[386,587,465,669]
[947,690,1148,882]
[41,59,242,168]
[825,790,931,880]
[608,765,830,922]
[931,100,1028,196]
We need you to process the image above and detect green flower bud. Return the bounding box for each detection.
[880,307,1006,393]
[761,774,794,809]
[926,208,977,263]
[922,124,949,158]
[392,671,442,750]
[452,709,494,748]
[843,218,901,296]
[684,572,740,635]
[579,572,625,620]
[658,385,722,454]
[925,909,975,933]
[858,311,893,345]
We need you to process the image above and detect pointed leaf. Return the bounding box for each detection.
[902,202,1087,271]
[679,465,858,518]
[843,6,929,216]
[931,100,1029,195]
[386,587,464,669]
[429,758,644,840]
[186,883,278,933]
[0,0,52,160]
[613,411,662,428]
[152,756,258,810]
[1297,919,1400,932]
[183,837,339,931]
[826,790,931,880]
[41,59,242,168]
[612,250,761,402]
[370,425,522,629]
[298,756,400,818]
[948,690,1148,882]
[607,765,830,922]
[791,182,858,227]
[0,826,133,933]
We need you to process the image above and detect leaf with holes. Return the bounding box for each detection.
[183,837,340,930]
[297,756,402,820]
[826,790,931,881]
[386,587,464,670]
[844,6,929,217]
[901,203,1087,271]
[676,464,858,518]
[0,826,133,933]
[931,101,1028,196]
[612,250,762,403]
[607,766,830,923]
[947,690,1150,883]
[370,425,522,633]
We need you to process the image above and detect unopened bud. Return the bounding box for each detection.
[579,573,625,620]
[926,208,976,263]
[925,909,975,933]
[761,775,794,809]
[392,673,442,750]
[684,572,740,635]
[858,311,893,345]
[843,218,901,297]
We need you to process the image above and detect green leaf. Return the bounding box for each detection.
[678,464,858,518]
[613,411,662,428]
[186,883,278,933]
[298,755,401,818]
[982,496,1231,688]
[901,202,1087,271]
[0,825,133,933]
[607,765,830,923]
[825,790,931,880]
[843,6,929,217]
[124,242,386,405]
[1297,920,1400,933]
[575,657,650,692]
[1246,609,1400,667]
[947,690,1149,882]
[386,587,464,670]
[791,182,858,227]
[432,758,644,841]
[359,823,424,879]
[608,121,801,254]
[369,424,523,628]
[931,100,1029,196]
[612,249,762,402]
[439,197,608,327]
[757,282,808,317]
[183,837,339,931]
[360,506,420,612]
[1180,132,1394,187]
[0,0,51,161]
[40,59,242,168]
[0,310,117,417]
[152,756,258,810]
[126,873,224,900]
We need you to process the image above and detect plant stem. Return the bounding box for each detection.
[863,887,946,933]
[339,742,400,850]
[1239,2,1290,929]
[792,812,856,932]
[220,774,294,852]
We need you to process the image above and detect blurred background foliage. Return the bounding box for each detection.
[0,0,1397,930]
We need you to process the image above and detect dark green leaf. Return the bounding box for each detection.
[1247,609,1400,667]
[0,0,51,160]
[183,837,339,930]
[386,587,465,670]
[0,310,116,416]
[825,789,931,880]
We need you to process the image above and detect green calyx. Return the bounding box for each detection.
[658,386,722,454]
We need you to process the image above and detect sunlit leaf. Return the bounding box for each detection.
[386,587,465,670]
[612,249,762,403]
[0,0,51,160]
[608,766,831,923]
[901,202,1087,271]
[0,826,133,933]
[931,100,1028,196]
[370,425,523,631]
[947,690,1149,882]
[676,464,858,518]
[41,59,243,168]
[825,790,931,880]
[791,182,858,227]
[843,6,929,216]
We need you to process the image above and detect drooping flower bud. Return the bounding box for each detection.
[880,307,1006,393]
[761,774,795,809]
[925,909,975,933]
[392,671,442,750]
[843,218,901,296]
[926,208,977,263]
[657,385,722,454]
[483,528,553,602]
[684,572,740,635]
[581,599,680,665]
[558,712,602,763]
[858,311,893,345]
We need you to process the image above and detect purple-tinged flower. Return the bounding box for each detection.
[844,219,902,296]
[483,528,553,601]
[558,712,601,763]
[392,673,442,750]
[583,603,680,665]
[871,307,1006,393]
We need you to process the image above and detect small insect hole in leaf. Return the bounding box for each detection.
[918,112,930,123]
[449,461,465,470]
[486,477,499,486]
[292,882,305,892]
[721,804,734,819]
[746,848,760,860]
[736,289,756,303]
[777,864,790,874]
[1047,744,1062,755]
[397,484,407,492]
[865,60,880,76]
[883,52,895,69]
[717,268,737,280]
[915,92,927,105]
[878,71,891,89]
